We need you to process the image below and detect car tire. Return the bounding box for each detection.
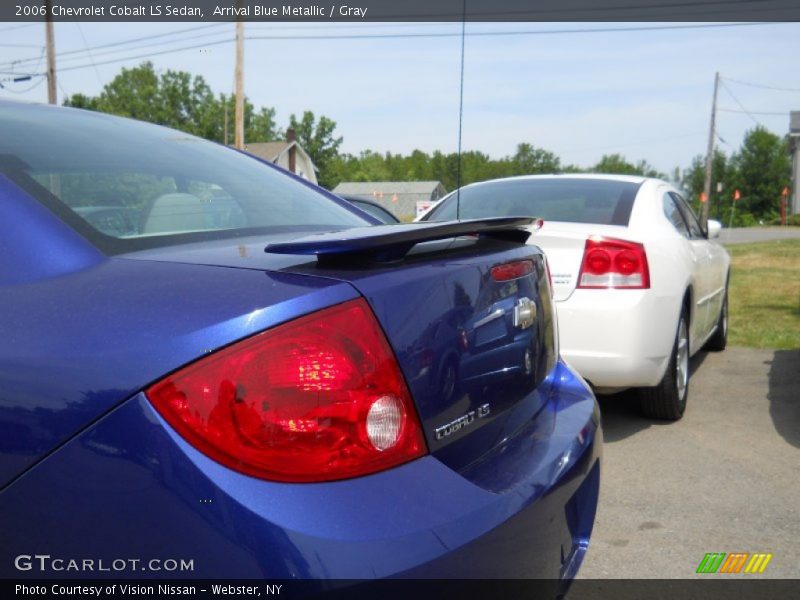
[703,284,728,352]
[640,309,689,420]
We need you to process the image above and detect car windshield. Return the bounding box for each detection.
[425,177,642,226]
[0,102,367,253]
[348,198,399,224]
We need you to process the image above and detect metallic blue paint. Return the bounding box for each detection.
[0,362,599,580]
[125,237,559,470]
[0,101,601,582]
[0,201,358,485]
[0,174,105,285]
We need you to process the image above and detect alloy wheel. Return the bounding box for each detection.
[675,318,689,401]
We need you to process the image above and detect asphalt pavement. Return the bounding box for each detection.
[578,346,800,579]
[719,227,800,245]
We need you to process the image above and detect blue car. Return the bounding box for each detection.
[0,102,601,586]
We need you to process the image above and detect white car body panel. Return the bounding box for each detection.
[419,175,731,393]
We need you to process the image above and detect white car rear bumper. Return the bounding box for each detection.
[556,289,678,391]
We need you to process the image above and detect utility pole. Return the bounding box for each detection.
[234,21,244,150]
[223,102,229,146]
[44,0,60,197]
[44,0,57,104]
[700,72,720,230]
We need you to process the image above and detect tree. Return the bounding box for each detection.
[215,94,281,145]
[682,149,729,221]
[323,143,611,191]
[727,126,791,219]
[592,153,665,178]
[63,93,99,111]
[65,62,214,136]
[63,62,281,145]
[288,111,343,188]
[511,143,561,175]
[349,150,392,182]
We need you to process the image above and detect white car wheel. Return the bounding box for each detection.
[640,309,689,420]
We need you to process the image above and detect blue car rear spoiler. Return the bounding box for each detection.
[264,217,537,263]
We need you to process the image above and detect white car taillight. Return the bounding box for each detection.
[577,237,650,289]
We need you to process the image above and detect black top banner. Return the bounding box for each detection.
[4,0,800,23]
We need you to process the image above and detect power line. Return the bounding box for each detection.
[54,37,235,73]
[57,77,69,100]
[0,23,228,69]
[720,80,763,126]
[246,22,462,31]
[247,21,782,42]
[722,76,800,93]
[718,107,789,116]
[0,73,36,83]
[5,20,787,71]
[14,21,793,77]
[0,75,46,94]
[715,131,733,149]
[37,31,234,69]
[563,131,705,154]
[75,22,104,89]
[3,46,47,95]
[0,24,37,33]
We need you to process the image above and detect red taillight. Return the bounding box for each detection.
[491,259,534,282]
[146,299,427,483]
[577,237,650,289]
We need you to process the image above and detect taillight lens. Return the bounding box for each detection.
[146,299,427,483]
[491,259,534,282]
[577,237,650,289]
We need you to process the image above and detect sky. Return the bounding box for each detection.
[2,20,800,178]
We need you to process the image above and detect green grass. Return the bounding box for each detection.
[724,238,800,349]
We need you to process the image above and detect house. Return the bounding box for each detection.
[332,181,447,221]
[242,129,318,185]
[789,111,800,215]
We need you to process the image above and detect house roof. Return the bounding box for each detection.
[243,141,294,162]
[242,141,318,172]
[332,181,445,196]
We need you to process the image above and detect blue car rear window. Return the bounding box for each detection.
[425,178,642,226]
[0,102,366,253]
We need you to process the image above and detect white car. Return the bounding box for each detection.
[420,174,730,420]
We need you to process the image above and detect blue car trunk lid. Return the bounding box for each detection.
[124,227,557,472]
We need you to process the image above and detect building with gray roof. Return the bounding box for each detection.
[332,181,447,221]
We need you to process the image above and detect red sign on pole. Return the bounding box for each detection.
[733,189,741,201]
[781,187,788,226]
[699,192,708,204]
